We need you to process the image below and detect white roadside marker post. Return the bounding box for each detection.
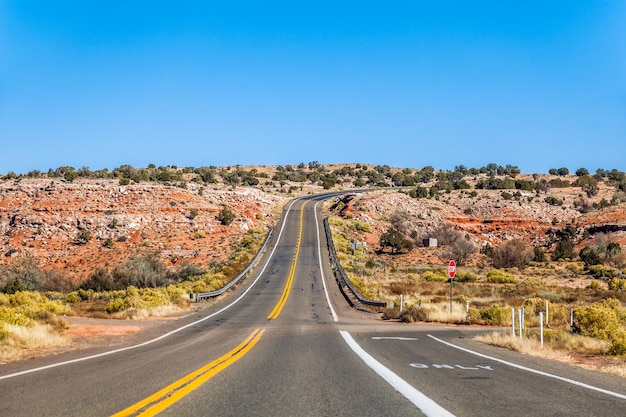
[539,311,543,347]
[511,308,516,337]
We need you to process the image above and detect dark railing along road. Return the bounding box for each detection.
[0,194,624,417]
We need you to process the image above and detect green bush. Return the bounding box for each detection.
[588,265,618,278]
[354,221,372,233]
[608,331,626,356]
[479,304,511,325]
[422,270,448,282]
[486,269,518,284]
[455,270,479,282]
[217,206,236,226]
[0,323,9,342]
[608,277,626,291]
[467,306,481,323]
[65,292,81,303]
[0,306,34,326]
[105,298,127,314]
[573,299,622,340]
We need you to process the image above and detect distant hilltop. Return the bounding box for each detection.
[2,162,625,192]
[0,161,625,291]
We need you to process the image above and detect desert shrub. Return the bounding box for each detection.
[1,253,43,293]
[353,221,372,233]
[422,269,448,282]
[65,292,81,303]
[75,230,92,245]
[607,277,626,291]
[382,307,402,320]
[176,264,206,281]
[121,253,169,288]
[479,304,511,325]
[106,298,127,314]
[553,239,575,261]
[608,331,626,356]
[379,227,413,254]
[40,269,75,293]
[76,288,95,301]
[389,282,417,295]
[0,323,9,342]
[400,307,428,323]
[533,246,547,262]
[81,267,116,292]
[486,269,518,284]
[523,297,549,318]
[588,265,618,278]
[579,247,602,267]
[544,196,563,206]
[467,306,481,324]
[138,288,171,308]
[455,270,479,282]
[0,306,34,326]
[587,281,603,290]
[349,277,375,299]
[573,299,622,340]
[0,291,69,329]
[490,239,533,269]
[217,206,236,226]
[447,237,477,266]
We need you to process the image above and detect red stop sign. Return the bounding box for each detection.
[448,260,456,279]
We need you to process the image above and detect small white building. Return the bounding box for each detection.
[423,238,438,248]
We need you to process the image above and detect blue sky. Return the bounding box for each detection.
[1,1,624,174]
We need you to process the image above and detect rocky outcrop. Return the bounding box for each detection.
[336,188,626,251]
[0,179,286,279]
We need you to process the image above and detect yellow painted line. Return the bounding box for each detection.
[267,201,306,319]
[111,328,265,417]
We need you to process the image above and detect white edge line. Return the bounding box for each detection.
[427,334,626,401]
[0,199,299,381]
[315,200,338,322]
[340,331,456,417]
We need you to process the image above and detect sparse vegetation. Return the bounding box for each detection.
[217,206,236,226]
[2,162,626,372]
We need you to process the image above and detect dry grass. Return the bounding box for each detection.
[0,323,70,364]
[421,302,468,323]
[108,304,188,320]
[475,331,626,378]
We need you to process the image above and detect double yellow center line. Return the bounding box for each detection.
[267,201,305,319]
[112,202,306,416]
[112,328,265,417]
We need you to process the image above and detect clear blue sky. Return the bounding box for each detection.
[1,1,624,174]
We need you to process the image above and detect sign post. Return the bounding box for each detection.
[448,260,456,312]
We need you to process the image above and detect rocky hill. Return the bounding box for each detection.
[0,178,286,285]
[1,165,626,288]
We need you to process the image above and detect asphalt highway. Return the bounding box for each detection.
[0,195,624,417]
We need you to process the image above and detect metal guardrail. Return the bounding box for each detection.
[323,218,387,310]
[194,228,273,301]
